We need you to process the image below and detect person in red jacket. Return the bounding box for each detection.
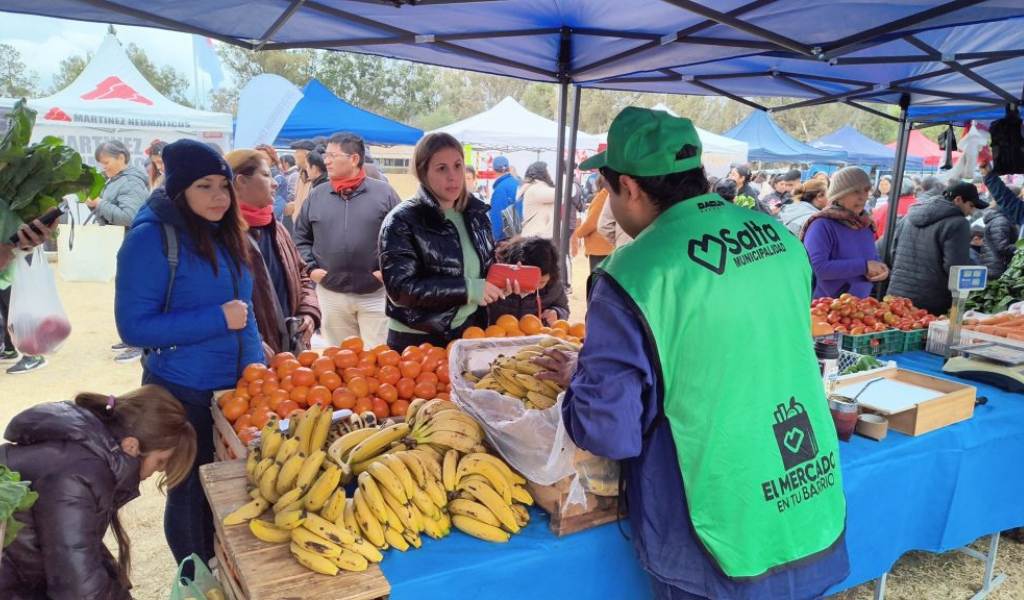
[872,178,916,240]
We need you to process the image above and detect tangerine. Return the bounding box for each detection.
[233,413,253,434]
[343,367,365,383]
[436,364,450,384]
[401,346,424,362]
[292,367,316,387]
[360,351,378,367]
[276,400,300,419]
[416,371,439,386]
[222,397,249,422]
[421,356,440,373]
[504,327,524,337]
[569,323,586,339]
[322,346,341,358]
[276,359,301,378]
[250,408,274,429]
[436,392,451,401]
[353,397,374,415]
[289,386,309,405]
[462,326,485,339]
[378,365,401,386]
[332,388,356,410]
[378,383,398,404]
[238,426,259,446]
[312,356,336,376]
[425,347,446,363]
[247,379,264,397]
[271,352,296,368]
[414,381,437,399]
[341,336,365,354]
[333,349,359,370]
[261,379,279,396]
[519,314,543,335]
[370,398,390,420]
[485,325,506,338]
[368,343,391,357]
[268,389,289,410]
[552,319,571,333]
[378,349,401,367]
[243,363,268,382]
[396,378,416,399]
[349,377,370,398]
[217,391,234,409]
[399,360,422,379]
[319,371,342,391]
[297,350,319,367]
[366,376,381,395]
[358,356,377,374]
[280,375,294,392]
[307,386,332,408]
[233,385,251,401]
[496,314,520,332]
[390,399,411,417]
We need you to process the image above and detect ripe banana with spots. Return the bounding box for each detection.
[274,508,307,530]
[292,525,343,559]
[327,427,377,465]
[273,437,301,465]
[292,404,321,456]
[353,488,387,548]
[343,536,383,563]
[384,527,409,551]
[258,462,282,503]
[452,514,510,543]
[249,518,291,543]
[448,498,501,528]
[511,503,531,528]
[456,458,512,504]
[290,542,338,576]
[458,478,519,533]
[294,450,327,493]
[260,415,283,458]
[246,449,261,484]
[396,450,427,487]
[511,484,534,506]
[223,495,269,526]
[402,528,423,549]
[275,451,306,495]
[273,487,306,514]
[367,461,408,504]
[442,449,459,492]
[405,398,430,425]
[346,422,411,465]
[409,484,441,521]
[303,512,357,546]
[253,456,275,485]
[320,488,347,524]
[309,408,334,455]
[333,548,370,571]
[304,463,341,512]
[357,471,389,524]
[380,454,416,499]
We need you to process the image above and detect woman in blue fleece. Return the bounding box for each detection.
[114,139,264,567]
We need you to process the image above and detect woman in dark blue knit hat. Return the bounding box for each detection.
[114,139,264,567]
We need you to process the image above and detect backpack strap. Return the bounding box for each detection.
[159,223,179,314]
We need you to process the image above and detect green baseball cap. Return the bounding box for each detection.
[580,107,703,176]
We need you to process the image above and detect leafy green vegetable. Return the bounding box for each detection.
[966,239,1024,314]
[0,99,104,240]
[0,465,37,547]
[841,354,884,375]
[734,194,756,210]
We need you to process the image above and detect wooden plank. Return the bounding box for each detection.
[212,392,247,461]
[199,461,390,600]
[526,480,619,537]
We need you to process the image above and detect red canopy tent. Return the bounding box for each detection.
[885,130,960,168]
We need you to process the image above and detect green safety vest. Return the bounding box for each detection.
[598,193,846,579]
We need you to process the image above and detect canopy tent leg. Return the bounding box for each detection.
[552,80,570,251]
[960,533,1007,600]
[560,85,583,259]
[881,93,912,267]
[873,572,888,600]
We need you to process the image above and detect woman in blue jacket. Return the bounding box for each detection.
[114,139,264,567]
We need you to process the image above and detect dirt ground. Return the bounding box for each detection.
[0,254,1021,599]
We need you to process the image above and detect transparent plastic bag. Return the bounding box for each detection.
[7,247,71,355]
[169,554,225,600]
[449,336,616,508]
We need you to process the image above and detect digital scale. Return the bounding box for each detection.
[940,265,1024,391]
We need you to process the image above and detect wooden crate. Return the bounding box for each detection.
[214,534,245,600]
[199,460,390,600]
[837,367,976,436]
[526,479,620,537]
[211,394,247,462]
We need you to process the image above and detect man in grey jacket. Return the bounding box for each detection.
[294,132,400,347]
[86,140,149,227]
[887,182,987,316]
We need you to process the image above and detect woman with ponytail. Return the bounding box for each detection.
[0,385,196,600]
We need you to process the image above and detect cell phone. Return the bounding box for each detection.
[7,205,66,245]
[486,263,542,293]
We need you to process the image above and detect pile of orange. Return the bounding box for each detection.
[462,314,585,344]
[217,336,454,443]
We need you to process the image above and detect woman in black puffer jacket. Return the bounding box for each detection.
[379,133,508,350]
[0,385,196,600]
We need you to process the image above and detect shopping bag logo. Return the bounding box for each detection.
[772,397,818,470]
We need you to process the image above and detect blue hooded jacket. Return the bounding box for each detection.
[115,188,264,396]
[489,172,520,241]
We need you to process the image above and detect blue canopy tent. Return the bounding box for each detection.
[274,80,421,146]
[812,125,925,170]
[725,110,847,164]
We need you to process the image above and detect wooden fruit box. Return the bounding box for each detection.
[211,394,247,462]
[833,366,976,436]
[526,477,620,537]
[199,460,390,600]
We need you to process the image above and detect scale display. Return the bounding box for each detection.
[950,265,988,292]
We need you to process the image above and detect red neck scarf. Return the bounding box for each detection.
[239,202,273,227]
[331,168,367,196]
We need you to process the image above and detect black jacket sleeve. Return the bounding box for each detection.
[379,214,470,310]
[942,218,973,276]
[541,279,570,320]
[987,214,1018,263]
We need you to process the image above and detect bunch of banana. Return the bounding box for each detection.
[446,451,532,543]
[330,420,411,481]
[467,338,577,410]
[288,403,335,457]
[406,400,485,454]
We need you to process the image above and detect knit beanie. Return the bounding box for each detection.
[162,139,232,200]
[827,167,871,203]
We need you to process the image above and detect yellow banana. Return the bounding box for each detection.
[368,461,408,504]
[342,537,383,563]
[384,526,409,551]
[452,514,510,543]
[511,503,531,528]
[304,511,357,546]
[258,462,282,503]
[311,409,334,454]
[526,390,557,410]
[511,485,534,506]
[291,525,342,558]
[246,449,261,484]
[294,404,321,456]
[420,513,445,540]
[456,457,512,504]
[248,517,291,543]
[461,371,480,383]
[275,451,306,495]
[515,348,543,360]
[458,478,519,533]
[260,416,282,458]
[357,471,390,524]
[333,548,369,572]
[294,450,327,493]
[380,488,417,533]
[474,376,500,390]
[493,369,528,397]
[274,508,307,530]
[327,427,378,465]
[395,451,427,488]
[381,497,405,534]
[223,495,269,526]
[346,422,410,465]
[539,378,563,397]
[448,498,501,528]
[304,463,341,512]
[422,429,480,453]
[410,449,443,482]
[353,488,387,548]
[342,499,360,537]
[462,453,526,486]
[402,528,423,549]
[404,498,425,532]
[380,454,416,500]
[409,485,441,521]
[423,475,448,509]
[273,487,306,514]
[289,542,338,576]
[412,398,457,427]
[513,372,546,393]
[405,398,429,426]
[253,456,275,485]
[273,437,301,465]
[320,488,347,523]
[442,449,459,492]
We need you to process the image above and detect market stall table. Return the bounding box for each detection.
[202,352,1024,599]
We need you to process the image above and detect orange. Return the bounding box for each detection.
[280,375,294,392]
[366,376,381,395]
[341,336,365,354]
[353,397,374,415]
[569,323,586,339]
[249,395,269,413]
[436,364,450,384]
[217,390,234,409]
[238,426,259,446]
[289,386,309,406]
[243,363,268,382]
[312,356,336,376]
[322,346,341,358]
[539,327,553,334]
[416,371,439,386]
[332,388,356,410]
[333,349,359,370]
[390,399,411,417]
[378,365,401,386]
[519,314,543,335]
[307,385,332,408]
[421,356,440,374]
[319,371,342,391]
[378,350,401,367]
[292,367,316,388]
[485,325,506,338]
[360,351,378,367]
[233,385,251,401]
[368,343,391,357]
[396,378,416,400]
[297,350,319,367]
[343,367,365,383]
[247,379,265,397]
[233,413,253,434]
[378,383,398,404]
[419,342,434,352]
[271,352,296,368]
[358,356,377,374]
[268,389,289,411]
[401,346,425,362]
[371,398,390,420]
[250,408,273,430]
[349,377,369,398]
[414,381,437,399]
[552,319,571,333]
[496,314,520,332]
[276,400,300,419]
[504,327,523,337]
[222,396,249,422]
[399,360,422,379]
[436,392,451,401]
[425,347,446,362]
[261,379,279,396]
[276,359,301,378]
[462,326,485,339]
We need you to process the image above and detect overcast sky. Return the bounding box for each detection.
[0,11,206,94]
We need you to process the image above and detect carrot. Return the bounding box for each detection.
[1005,332,1024,341]
[976,325,1001,334]
[979,314,1015,325]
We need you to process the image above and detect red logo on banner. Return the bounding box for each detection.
[80,76,153,105]
[43,107,72,122]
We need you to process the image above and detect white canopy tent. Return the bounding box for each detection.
[0,33,233,171]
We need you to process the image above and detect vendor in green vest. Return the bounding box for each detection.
[547,107,850,600]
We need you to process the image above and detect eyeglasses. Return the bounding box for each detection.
[324,151,353,160]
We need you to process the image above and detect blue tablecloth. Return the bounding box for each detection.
[381,352,1024,599]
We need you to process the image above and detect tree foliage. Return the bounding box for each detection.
[0,44,38,99]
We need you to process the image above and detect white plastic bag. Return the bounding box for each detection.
[7,247,71,355]
[944,121,990,182]
[57,201,124,283]
[449,336,611,508]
